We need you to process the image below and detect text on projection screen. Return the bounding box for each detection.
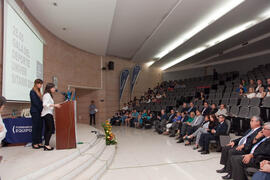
[3,2,43,101]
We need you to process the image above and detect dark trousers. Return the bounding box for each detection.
[181,124,198,136]
[220,146,245,174]
[90,114,96,125]
[199,133,216,151]
[31,112,43,145]
[43,114,55,146]
[231,155,258,180]
[170,122,181,135]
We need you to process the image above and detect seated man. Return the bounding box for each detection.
[231,122,270,180]
[198,114,228,154]
[177,110,204,143]
[164,111,182,135]
[154,109,167,134]
[174,112,189,138]
[201,102,211,116]
[180,102,189,113]
[252,160,270,180]
[187,102,196,114]
[160,109,175,134]
[216,116,262,179]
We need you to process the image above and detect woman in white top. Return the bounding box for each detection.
[246,87,256,99]
[266,86,270,97]
[0,96,7,161]
[41,83,61,151]
[256,86,266,99]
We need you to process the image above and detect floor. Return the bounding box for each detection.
[0,124,97,180]
[101,126,224,180]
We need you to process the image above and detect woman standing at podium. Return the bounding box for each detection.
[41,83,61,151]
[30,79,43,149]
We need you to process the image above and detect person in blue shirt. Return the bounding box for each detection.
[236,84,247,93]
[89,101,96,126]
[131,109,139,128]
[139,109,148,126]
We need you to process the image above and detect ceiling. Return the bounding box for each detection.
[22,0,270,71]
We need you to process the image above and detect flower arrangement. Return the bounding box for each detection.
[102,120,117,145]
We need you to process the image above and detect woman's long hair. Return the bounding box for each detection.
[33,79,43,100]
[44,83,55,98]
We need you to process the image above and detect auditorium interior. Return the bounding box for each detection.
[1,0,270,180]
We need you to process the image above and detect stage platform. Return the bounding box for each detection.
[0,123,116,180]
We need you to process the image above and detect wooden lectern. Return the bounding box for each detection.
[55,101,76,149]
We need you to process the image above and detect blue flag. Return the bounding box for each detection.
[120,69,129,100]
[130,65,141,95]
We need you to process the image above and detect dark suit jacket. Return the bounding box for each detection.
[181,107,189,113]
[253,137,270,159]
[159,114,168,121]
[167,113,176,123]
[187,106,196,113]
[30,90,43,114]
[233,127,262,153]
[202,107,211,116]
[210,108,218,115]
[213,121,228,136]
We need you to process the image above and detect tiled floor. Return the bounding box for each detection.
[102,126,224,180]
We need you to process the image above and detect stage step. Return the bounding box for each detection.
[39,138,106,180]
[17,129,101,180]
[74,145,116,180]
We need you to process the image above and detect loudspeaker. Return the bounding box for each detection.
[108,61,114,70]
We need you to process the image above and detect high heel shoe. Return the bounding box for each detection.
[38,144,44,148]
[32,144,40,149]
[44,146,54,151]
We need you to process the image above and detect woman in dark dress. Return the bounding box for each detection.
[30,79,43,149]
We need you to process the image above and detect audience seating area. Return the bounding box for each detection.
[109,63,270,180]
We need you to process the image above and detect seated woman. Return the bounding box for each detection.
[215,104,228,117]
[156,93,162,99]
[185,115,210,148]
[256,86,266,98]
[267,85,270,97]
[124,112,132,126]
[239,88,245,98]
[246,87,256,99]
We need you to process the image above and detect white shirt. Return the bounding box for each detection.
[122,106,128,111]
[256,92,264,98]
[246,93,256,99]
[0,115,7,142]
[267,92,270,97]
[41,93,54,117]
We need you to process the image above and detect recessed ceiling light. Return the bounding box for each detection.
[53,2,58,7]
[145,61,155,67]
[154,0,245,60]
[160,17,264,71]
